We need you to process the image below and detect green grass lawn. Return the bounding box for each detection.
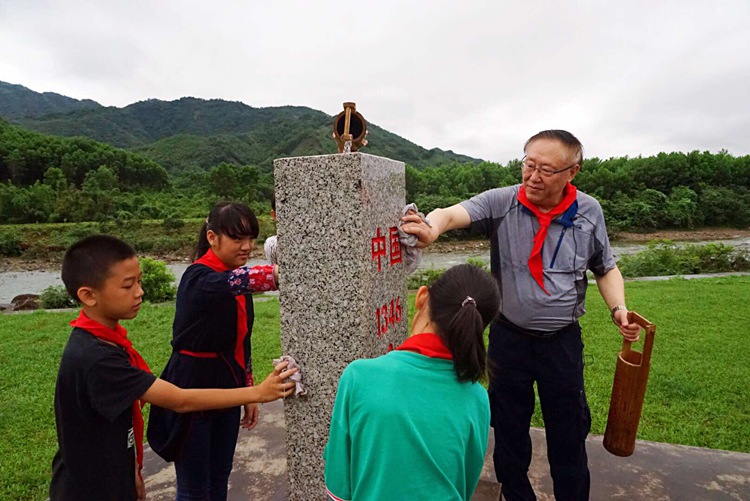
[1,277,749,499]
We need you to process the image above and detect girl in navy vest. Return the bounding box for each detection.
[148,202,278,500]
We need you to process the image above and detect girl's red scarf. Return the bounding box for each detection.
[396,333,453,359]
[194,248,250,382]
[517,182,578,295]
[69,310,151,477]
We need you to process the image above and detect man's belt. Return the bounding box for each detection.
[497,314,578,338]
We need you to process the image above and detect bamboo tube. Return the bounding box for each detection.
[603,311,656,457]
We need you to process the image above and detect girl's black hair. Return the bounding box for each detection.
[191,202,260,261]
[428,264,500,383]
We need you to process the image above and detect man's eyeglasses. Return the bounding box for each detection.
[521,157,576,178]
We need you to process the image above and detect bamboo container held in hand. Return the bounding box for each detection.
[603,311,656,457]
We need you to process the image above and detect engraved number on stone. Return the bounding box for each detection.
[375,297,403,338]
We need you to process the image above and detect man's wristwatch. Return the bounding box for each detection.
[610,304,627,325]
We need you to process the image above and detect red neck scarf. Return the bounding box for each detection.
[194,248,249,380]
[517,183,578,295]
[396,333,453,359]
[70,310,151,476]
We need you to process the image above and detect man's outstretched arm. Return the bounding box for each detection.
[400,204,472,248]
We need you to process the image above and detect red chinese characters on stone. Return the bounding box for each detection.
[371,226,402,272]
[371,227,387,272]
[389,226,402,266]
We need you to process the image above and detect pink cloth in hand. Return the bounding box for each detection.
[272,354,306,396]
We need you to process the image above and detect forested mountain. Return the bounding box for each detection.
[1,84,482,170]
[0,118,168,189]
[0,81,101,118]
[134,119,480,172]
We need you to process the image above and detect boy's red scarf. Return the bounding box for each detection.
[194,248,250,382]
[517,183,578,295]
[69,310,152,477]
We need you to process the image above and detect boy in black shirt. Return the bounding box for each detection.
[50,235,297,501]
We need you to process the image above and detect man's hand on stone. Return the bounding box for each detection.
[613,309,641,342]
[400,211,439,248]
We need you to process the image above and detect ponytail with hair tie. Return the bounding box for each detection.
[428,265,500,383]
[461,296,476,307]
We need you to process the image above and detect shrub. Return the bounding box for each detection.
[137,204,165,219]
[0,229,23,256]
[617,240,692,276]
[151,236,184,254]
[466,256,489,272]
[618,240,750,278]
[129,237,155,253]
[121,218,143,231]
[98,219,116,234]
[407,267,445,289]
[163,217,185,231]
[406,257,492,289]
[731,249,750,271]
[692,243,734,273]
[62,223,98,246]
[39,285,77,309]
[140,257,177,303]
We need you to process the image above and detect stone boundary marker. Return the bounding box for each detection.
[274,153,407,499]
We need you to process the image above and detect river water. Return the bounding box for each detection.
[1,238,748,304]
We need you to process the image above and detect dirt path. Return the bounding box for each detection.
[611,228,750,243]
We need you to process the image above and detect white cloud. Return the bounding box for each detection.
[1,0,749,163]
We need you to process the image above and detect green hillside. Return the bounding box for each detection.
[1,83,483,170]
[134,121,478,171]
[13,98,327,148]
[0,81,101,119]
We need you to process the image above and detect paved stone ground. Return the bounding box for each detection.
[143,400,750,500]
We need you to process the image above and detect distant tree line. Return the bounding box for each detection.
[408,151,750,230]
[0,161,271,224]
[2,117,749,230]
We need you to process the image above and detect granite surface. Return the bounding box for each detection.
[274,153,407,499]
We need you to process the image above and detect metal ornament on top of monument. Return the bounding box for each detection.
[332,102,368,153]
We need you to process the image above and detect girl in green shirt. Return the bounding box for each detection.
[325,264,501,500]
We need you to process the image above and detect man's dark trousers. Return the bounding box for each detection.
[488,318,591,501]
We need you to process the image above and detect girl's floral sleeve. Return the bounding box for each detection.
[227,265,277,295]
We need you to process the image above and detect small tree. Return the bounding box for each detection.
[43,167,68,192]
[140,257,177,303]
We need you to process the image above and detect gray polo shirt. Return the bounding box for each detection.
[461,184,615,331]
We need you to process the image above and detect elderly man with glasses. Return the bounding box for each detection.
[401,130,640,501]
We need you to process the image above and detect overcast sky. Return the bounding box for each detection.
[1,0,748,163]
